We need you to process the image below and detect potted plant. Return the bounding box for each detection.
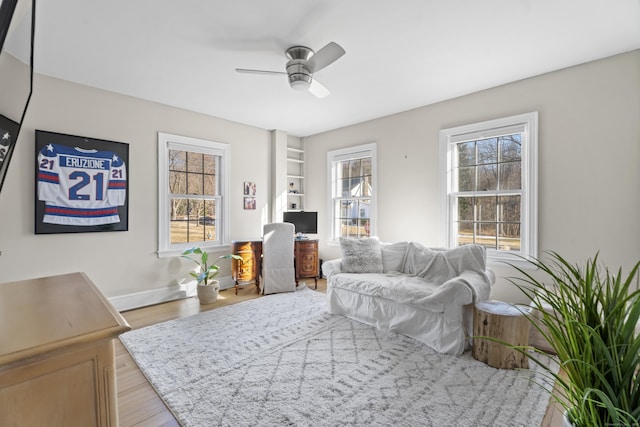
[181,247,242,305]
[508,251,640,427]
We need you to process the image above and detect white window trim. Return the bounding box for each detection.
[157,132,231,258]
[326,143,377,245]
[439,112,538,265]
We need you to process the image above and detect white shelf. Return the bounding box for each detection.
[286,143,305,212]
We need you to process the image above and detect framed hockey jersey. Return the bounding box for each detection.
[35,130,129,234]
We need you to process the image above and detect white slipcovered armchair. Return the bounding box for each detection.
[260,223,296,295]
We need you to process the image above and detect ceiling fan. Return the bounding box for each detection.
[236,42,346,98]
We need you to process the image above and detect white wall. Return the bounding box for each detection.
[0,73,275,301]
[305,50,640,303]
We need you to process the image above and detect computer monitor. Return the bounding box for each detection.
[282,211,317,236]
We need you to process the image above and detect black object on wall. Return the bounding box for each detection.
[0,0,35,195]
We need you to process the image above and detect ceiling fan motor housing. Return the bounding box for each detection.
[286,46,314,90]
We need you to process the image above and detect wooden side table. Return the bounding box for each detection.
[0,272,130,426]
[231,240,262,295]
[294,239,319,289]
[472,300,530,369]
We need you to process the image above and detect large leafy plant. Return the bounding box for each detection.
[181,247,241,286]
[509,252,640,427]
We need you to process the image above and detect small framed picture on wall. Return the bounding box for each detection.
[35,130,129,234]
[244,181,256,196]
[244,197,256,210]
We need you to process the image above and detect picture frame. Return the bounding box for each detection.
[0,113,19,193]
[244,196,256,210]
[244,181,256,196]
[35,130,129,234]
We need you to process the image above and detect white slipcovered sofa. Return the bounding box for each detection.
[322,238,494,355]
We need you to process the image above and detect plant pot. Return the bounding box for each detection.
[197,281,219,305]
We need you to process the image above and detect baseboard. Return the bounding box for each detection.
[109,275,236,312]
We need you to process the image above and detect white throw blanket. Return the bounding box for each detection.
[402,243,490,283]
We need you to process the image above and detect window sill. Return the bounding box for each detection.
[157,243,231,258]
[487,253,538,271]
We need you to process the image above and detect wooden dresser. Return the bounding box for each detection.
[0,272,131,426]
[294,239,319,289]
[231,240,262,294]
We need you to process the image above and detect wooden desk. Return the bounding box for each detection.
[0,272,131,426]
[232,239,320,292]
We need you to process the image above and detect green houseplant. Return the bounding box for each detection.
[508,251,640,427]
[181,247,242,305]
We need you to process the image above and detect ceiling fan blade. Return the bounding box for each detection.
[307,42,345,73]
[309,78,331,98]
[235,68,287,76]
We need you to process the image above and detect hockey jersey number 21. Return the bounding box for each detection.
[38,143,127,226]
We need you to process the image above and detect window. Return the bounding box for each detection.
[158,133,230,257]
[327,143,377,242]
[440,112,538,262]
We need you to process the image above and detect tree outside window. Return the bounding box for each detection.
[440,113,538,262]
[328,143,377,241]
[158,133,230,257]
[455,135,522,251]
[168,149,219,244]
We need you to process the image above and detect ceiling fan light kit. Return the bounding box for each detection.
[236,42,345,98]
[286,48,313,91]
[289,74,312,91]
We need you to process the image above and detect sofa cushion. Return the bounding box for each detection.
[380,241,408,273]
[340,237,383,273]
[330,272,439,305]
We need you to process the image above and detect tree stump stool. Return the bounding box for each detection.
[472,300,530,369]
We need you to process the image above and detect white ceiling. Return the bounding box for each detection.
[33,0,640,137]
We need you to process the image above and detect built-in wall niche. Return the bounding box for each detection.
[287,144,304,211]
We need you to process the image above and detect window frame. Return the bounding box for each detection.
[326,143,377,244]
[439,112,538,264]
[157,132,231,257]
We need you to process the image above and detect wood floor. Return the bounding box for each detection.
[115,279,563,427]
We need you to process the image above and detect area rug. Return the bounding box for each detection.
[120,288,556,427]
